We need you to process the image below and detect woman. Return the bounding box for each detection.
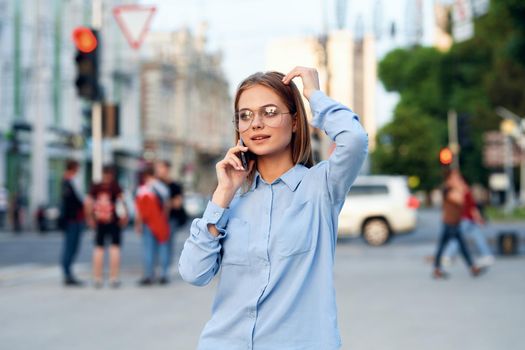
[179,67,368,349]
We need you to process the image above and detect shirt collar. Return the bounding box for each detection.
[248,164,308,192]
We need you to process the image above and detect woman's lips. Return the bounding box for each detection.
[250,135,270,144]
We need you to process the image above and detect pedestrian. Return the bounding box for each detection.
[0,184,8,231]
[85,165,128,288]
[135,164,171,285]
[433,169,485,279]
[442,175,495,267]
[178,67,368,349]
[155,160,187,280]
[59,159,85,286]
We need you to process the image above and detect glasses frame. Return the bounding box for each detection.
[233,105,292,133]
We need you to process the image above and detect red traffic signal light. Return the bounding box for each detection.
[73,27,100,100]
[72,27,98,53]
[439,147,453,165]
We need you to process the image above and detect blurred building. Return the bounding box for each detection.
[141,26,232,193]
[0,0,143,229]
[266,30,377,166]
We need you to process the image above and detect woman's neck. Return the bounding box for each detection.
[256,149,294,184]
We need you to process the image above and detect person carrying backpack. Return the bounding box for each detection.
[135,165,171,285]
[85,165,128,288]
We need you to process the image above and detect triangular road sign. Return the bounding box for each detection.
[113,5,156,50]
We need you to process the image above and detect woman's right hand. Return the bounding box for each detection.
[212,141,255,208]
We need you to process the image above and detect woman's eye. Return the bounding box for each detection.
[239,113,252,121]
[264,107,278,117]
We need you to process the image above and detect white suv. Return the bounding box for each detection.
[338,176,419,246]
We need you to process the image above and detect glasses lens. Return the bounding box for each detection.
[235,111,252,132]
[262,106,282,128]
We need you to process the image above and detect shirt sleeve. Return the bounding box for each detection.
[309,91,369,204]
[178,200,230,286]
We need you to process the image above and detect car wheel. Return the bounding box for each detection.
[362,218,390,246]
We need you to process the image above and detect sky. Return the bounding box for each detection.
[139,0,440,127]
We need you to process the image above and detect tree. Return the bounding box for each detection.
[372,104,445,192]
[373,0,525,189]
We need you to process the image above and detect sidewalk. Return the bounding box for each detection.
[1,241,524,350]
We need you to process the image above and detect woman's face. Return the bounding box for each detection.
[237,84,296,158]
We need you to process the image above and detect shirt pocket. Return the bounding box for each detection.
[221,217,250,266]
[276,201,313,258]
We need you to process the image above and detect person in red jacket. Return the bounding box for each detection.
[135,165,171,285]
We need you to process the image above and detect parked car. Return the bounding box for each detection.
[338,175,419,246]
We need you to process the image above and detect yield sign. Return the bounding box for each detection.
[113,4,156,50]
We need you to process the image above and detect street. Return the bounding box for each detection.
[0,209,524,350]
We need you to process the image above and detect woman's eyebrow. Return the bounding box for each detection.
[238,103,279,111]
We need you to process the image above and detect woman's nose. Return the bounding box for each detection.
[251,113,264,129]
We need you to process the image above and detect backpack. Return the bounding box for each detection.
[93,192,115,223]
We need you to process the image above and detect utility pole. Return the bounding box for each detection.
[29,0,48,219]
[448,110,460,169]
[14,0,21,121]
[91,0,103,182]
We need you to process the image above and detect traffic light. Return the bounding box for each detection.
[439,147,453,166]
[73,27,100,101]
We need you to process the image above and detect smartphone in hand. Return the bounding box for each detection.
[239,138,249,170]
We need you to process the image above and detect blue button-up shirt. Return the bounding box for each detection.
[179,91,368,350]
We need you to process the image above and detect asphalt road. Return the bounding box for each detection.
[0,208,524,350]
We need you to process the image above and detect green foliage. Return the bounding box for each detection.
[379,47,446,117]
[373,0,525,190]
[485,205,525,221]
[372,105,445,191]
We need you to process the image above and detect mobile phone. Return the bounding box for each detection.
[239,138,249,170]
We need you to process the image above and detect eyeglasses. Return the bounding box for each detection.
[234,105,292,133]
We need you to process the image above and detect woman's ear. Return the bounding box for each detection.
[292,114,298,133]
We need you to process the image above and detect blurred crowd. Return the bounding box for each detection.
[57,159,187,287]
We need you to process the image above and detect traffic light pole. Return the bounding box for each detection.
[91,0,103,182]
[92,103,103,182]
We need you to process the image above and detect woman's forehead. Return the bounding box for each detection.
[238,85,285,109]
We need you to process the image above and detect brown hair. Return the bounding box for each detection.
[234,71,314,189]
[65,159,79,171]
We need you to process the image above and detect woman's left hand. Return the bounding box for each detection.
[282,66,320,101]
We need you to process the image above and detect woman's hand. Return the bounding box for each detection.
[212,141,255,208]
[282,66,320,101]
